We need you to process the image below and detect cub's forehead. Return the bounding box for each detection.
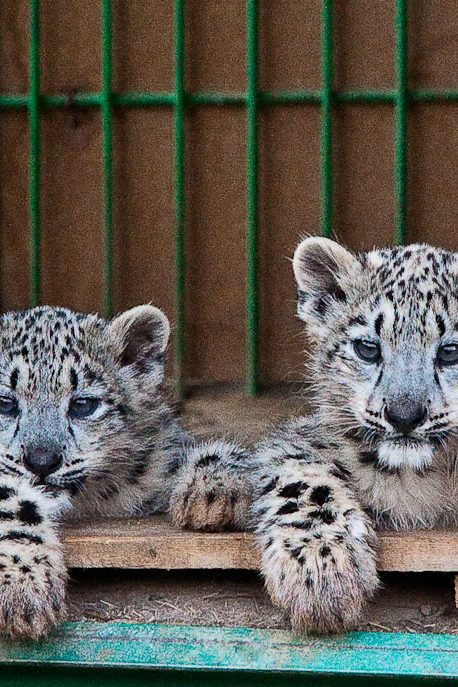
[363,244,457,305]
[365,244,456,289]
[0,306,106,365]
[355,244,458,342]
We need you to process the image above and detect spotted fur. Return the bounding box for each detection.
[180,238,458,634]
[252,238,458,633]
[0,304,250,639]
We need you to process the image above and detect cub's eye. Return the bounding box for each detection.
[437,344,458,366]
[0,397,18,417]
[354,340,381,364]
[69,397,101,420]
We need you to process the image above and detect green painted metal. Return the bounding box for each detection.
[246,0,259,395]
[28,0,41,307]
[9,1,458,391]
[173,0,186,399]
[10,87,458,113]
[320,0,334,239]
[0,622,456,686]
[394,0,408,245]
[101,0,114,317]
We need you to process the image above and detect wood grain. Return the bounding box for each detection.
[63,516,458,573]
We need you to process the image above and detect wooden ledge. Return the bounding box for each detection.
[62,516,458,572]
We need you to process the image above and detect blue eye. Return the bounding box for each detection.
[69,397,101,419]
[354,340,381,364]
[0,397,18,417]
[437,344,458,366]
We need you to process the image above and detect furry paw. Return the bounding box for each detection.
[0,475,70,640]
[170,441,253,531]
[260,510,379,633]
[0,546,67,640]
[255,459,379,634]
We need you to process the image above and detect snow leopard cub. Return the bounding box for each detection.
[254,237,458,632]
[178,237,458,634]
[0,305,252,640]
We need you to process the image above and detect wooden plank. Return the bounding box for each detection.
[62,516,458,572]
[0,622,457,682]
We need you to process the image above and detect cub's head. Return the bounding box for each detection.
[294,237,458,471]
[0,304,170,492]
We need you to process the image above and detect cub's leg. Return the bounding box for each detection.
[169,440,254,531]
[0,475,70,640]
[254,419,379,634]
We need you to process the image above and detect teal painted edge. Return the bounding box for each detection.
[0,623,457,678]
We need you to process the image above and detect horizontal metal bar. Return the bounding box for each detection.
[410,88,458,103]
[337,90,396,103]
[115,92,176,107]
[3,88,458,111]
[259,90,321,104]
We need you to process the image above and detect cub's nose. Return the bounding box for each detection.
[384,403,427,435]
[23,449,63,478]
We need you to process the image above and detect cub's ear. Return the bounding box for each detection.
[110,305,170,368]
[293,237,361,331]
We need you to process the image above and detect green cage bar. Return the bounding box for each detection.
[394,0,408,245]
[320,0,334,238]
[28,0,41,307]
[101,0,114,317]
[7,0,458,392]
[173,0,186,398]
[246,0,259,395]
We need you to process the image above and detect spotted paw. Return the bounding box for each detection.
[0,546,67,640]
[170,440,253,531]
[260,513,379,633]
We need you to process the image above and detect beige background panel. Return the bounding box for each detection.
[334,1,394,91]
[409,104,458,250]
[40,109,104,311]
[41,0,101,93]
[409,1,458,90]
[0,113,29,311]
[113,108,175,317]
[186,107,246,383]
[259,0,321,91]
[1,3,458,384]
[334,105,395,252]
[112,0,173,92]
[259,105,321,384]
[187,0,246,93]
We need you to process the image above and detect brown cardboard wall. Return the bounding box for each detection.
[1,2,458,386]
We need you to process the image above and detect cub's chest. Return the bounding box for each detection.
[352,454,453,529]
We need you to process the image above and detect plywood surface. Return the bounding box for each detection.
[63,515,458,574]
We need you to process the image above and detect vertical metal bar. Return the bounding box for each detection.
[174,0,186,398]
[394,0,408,245]
[28,0,41,306]
[246,0,259,395]
[101,0,114,316]
[320,0,333,238]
